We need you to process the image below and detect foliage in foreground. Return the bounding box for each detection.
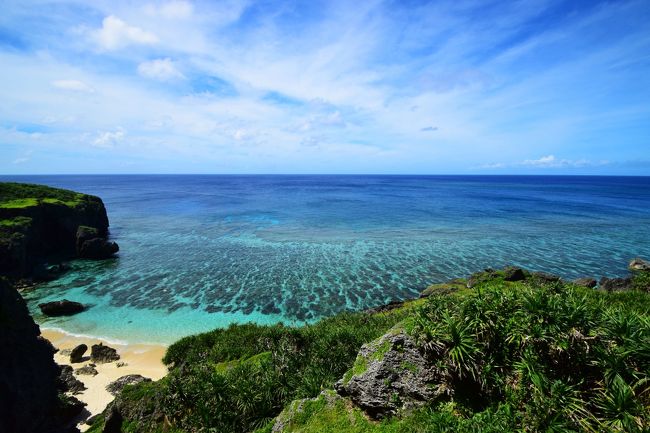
[92,274,650,433]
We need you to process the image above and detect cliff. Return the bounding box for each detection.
[0,278,84,433]
[0,182,117,277]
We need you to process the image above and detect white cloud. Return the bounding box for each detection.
[137,58,184,81]
[144,1,193,19]
[92,15,158,50]
[522,155,591,168]
[52,79,94,92]
[13,150,33,164]
[93,128,126,148]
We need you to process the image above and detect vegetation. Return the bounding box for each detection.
[90,273,650,433]
[0,182,87,208]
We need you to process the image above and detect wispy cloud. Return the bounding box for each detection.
[91,15,158,50]
[137,58,184,81]
[52,79,94,92]
[0,0,649,174]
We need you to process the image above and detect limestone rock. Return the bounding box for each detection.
[573,277,597,288]
[58,365,86,394]
[79,237,119,259]
[70,343,88,363]
[106,374,152,396]
[599,276,633,292]
[503,266,526,282]
[334,331,446,419]
[91,343,120,363]
[76,365,99,376]
[629,257,650,272]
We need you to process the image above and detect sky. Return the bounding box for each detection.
[0,0,649,175]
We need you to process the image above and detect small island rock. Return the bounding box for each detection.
[70,343,88,363]
[91,343,120,363]
[38,299,85,316]
[79,237,119,259]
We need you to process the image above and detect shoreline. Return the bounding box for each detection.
[41,328,168,431]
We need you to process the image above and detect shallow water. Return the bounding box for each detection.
[3,175,649,344]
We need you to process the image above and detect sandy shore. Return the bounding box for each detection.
[42,328,168,431]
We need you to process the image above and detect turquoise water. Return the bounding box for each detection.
[3,175,650,345]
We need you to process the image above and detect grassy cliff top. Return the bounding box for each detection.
[0,182,91,209]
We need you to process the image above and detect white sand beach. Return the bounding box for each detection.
[42,328,168,431]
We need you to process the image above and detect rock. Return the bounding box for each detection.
[75,365,99,376]
[529,271,562,284]
[599,277,633,292]
[0,278,83,432]
[629,257,650,272]
[420,279,466,298]
[106,375,152,396]
[76,225,99,253]
[334,331,446,419]
[70,343,88,363]
[58,365,86,394]
[364,300,404,314]
[503,266,526,282]
[38,299,85,316]
[86,413,101,426]
[91,343,120,363]
[103,405,123,433]
[466,269,498,288]
[573,277,597,288]
[79,237,119,259]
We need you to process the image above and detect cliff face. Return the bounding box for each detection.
[0,182,113,276]
[0,278,81,433]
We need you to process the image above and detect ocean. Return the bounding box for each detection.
[3,175,649,344]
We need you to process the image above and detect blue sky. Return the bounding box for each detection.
[0,0,649,174]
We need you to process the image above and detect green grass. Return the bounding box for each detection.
[0,216,32,228]
[95,271,650,433]
[0,182,88,207]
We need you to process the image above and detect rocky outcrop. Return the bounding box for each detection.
[70,344,88,363]
[0,278,84,433]
[599,276,633,292]
[91,343,120,363]
[75,365,99,376]
[573,277,597,288]
[39,299,85,316]
[502,266,526,281]
[334,331,446,418]
[78,237,119,259]
[106,375,152,396]
[0,182,115,277]
[629,257,650,272]
[59,365,86,394]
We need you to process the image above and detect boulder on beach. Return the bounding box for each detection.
[58,365,86,394]
[91,343,120,363]
[69,343,88,363]
[38,299,85,316]
[75,365,99,376]
[106,374,152,396]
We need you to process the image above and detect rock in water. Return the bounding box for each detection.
[599,277,633,292]
[38,299,85,316]
[70,343,88,363]
[106,374,152,396]
[79,237,119,259]
[75,365,99,376]
[573,277,597,288]
[503,266,526,282]
[91,343,120,363]
[629,257,650,272]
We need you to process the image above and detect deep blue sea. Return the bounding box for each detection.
[3,175,650,344]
